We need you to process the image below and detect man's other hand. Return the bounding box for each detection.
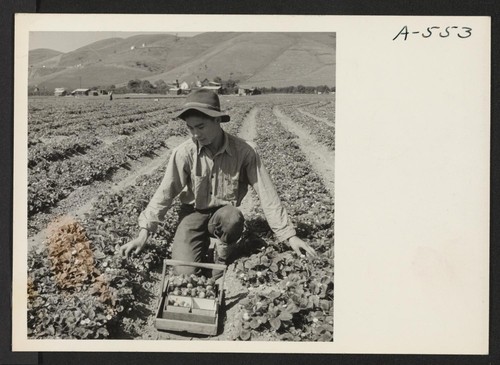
[288,236,317,257]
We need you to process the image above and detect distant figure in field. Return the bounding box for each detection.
[109,91,113,101]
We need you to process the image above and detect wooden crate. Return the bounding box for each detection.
[154,259,226,336]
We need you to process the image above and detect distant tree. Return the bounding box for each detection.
[127,79,142,92]
[214,76,222,84]
[141,80,154,93]
[225,79,236,89]
[154,79,168,94]
[113,86,128,94]
[296,85,306,93]
[317,85,330,93]
[223,78,239,94]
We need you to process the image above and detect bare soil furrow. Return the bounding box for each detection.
[297,107,335,128]
[274,107,335,198]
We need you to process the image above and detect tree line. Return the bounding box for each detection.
[28,77,335,96]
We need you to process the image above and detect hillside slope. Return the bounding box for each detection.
[28,49,63,65]
[28,32,335,90]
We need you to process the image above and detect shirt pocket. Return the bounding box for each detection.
[221,175,239,201]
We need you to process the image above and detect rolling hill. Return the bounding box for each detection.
[28,48,63,65]
[28,32,336,90]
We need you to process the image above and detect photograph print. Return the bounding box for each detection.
[26,31,336,341]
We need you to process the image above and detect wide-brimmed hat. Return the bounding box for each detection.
[174,89,230,123]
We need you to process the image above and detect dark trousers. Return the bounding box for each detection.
[171,204,244,275]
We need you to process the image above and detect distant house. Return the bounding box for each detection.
[209,81,221,87]
[238,87,260,96]
[201,78,211,87]
[91,89,108,96]
[169,87,182,95]
[54,88,67,96]
[201,85,221,94]
[179,81,189,90]
[71,88,90,96]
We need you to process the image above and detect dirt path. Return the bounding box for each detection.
[28,135,187,250]
[297,107,336,128]
[274,107,335,198]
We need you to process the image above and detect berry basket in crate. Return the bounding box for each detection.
[154,259,227,336]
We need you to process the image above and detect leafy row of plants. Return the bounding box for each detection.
[28,120,187,216]
[29,106,179,139]
[28,98,180,128]
[28,135,103,168]
[229,104,334,341]
[280,106,335,151]
[298,97,335,123]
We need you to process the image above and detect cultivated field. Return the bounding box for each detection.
[26,94,335,341]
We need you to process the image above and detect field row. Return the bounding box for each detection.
[298,98,335,123]
[28,120,187,216]
[281,107,335,151]
[228,104,334,341]
[28,98,181,127]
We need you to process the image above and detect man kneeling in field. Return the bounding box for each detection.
[120,89,315,274]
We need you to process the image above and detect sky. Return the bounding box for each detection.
[29,32,201,53]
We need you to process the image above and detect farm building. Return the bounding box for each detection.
[71,88,91,96]
[90,89,109,96]
[169,87,182,95]
[201,85,221,94]
[54,88,67,96]
[238,87,261,96]
[179,81,190,95]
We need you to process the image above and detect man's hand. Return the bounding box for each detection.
[288,236,316,257]
[120,229,149,258]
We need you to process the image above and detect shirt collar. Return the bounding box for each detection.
[195,130,233,157]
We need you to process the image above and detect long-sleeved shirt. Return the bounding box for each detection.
[138,131,296,242]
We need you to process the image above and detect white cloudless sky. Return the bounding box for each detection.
[29,31,200,53]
